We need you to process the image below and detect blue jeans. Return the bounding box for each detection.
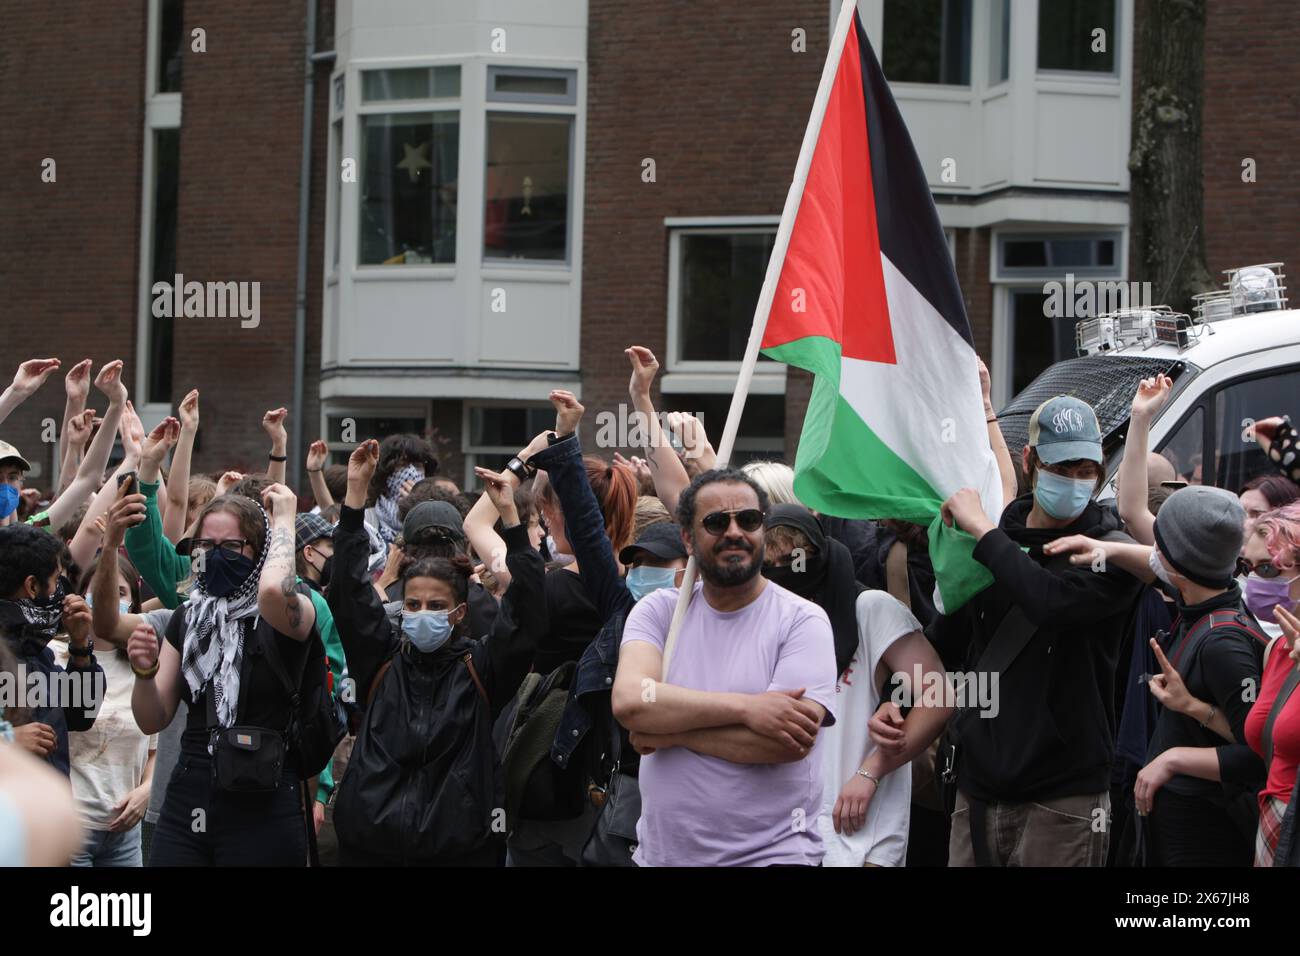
[70,826,143,867]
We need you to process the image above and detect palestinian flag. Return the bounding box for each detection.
[760,10,1003,612]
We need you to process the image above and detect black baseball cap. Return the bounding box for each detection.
[619,522,687,565]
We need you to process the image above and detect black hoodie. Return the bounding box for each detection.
[928,495,1143,803]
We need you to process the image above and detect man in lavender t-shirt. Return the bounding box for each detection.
[614,469,838,866]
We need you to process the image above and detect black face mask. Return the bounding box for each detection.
[762,562,808,596]
[318,555,334,589]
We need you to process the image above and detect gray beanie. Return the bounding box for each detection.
[1152,485,1245,588]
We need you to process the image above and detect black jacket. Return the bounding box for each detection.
[928,495,1143,803]
[3,628,102,777]
[328,505,545,864]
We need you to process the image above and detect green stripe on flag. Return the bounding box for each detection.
[762,335,992,611]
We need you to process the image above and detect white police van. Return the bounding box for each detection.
[998,263,1300,497]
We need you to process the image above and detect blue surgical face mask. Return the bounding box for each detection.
[402,606,461,653]
[1034,468,1094,521]
[82,594,133,616]
[626,565,679,601]
[0,484,19,519]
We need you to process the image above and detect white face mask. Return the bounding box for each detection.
[1149,549,1175,587]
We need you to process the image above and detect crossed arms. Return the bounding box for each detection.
[612,640,827,765]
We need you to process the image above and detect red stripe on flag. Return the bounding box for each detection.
[763,22,895,365]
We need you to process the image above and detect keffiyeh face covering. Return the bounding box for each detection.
[375,463,424,546]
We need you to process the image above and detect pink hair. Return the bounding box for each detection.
[1258,501,1300,571]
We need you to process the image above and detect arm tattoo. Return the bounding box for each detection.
[280,573,303,629]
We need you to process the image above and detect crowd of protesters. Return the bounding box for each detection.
[2,349,1299,868]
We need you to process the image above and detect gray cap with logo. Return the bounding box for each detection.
[1028,396,1103,465]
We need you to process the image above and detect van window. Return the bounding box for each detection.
[1156,406,1205,484]
[1213,368,1300,492]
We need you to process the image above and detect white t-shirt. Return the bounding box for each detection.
[51,641,157,832]
[818,590,921,867]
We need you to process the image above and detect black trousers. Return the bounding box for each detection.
[149,755,308,867]
[1148,789,1253,867]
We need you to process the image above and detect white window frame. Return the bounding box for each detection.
[665,217,788,392]
[462,400,553,488]
[134,0,183,431]
[481,74,579,269]
[353,63,464,273]
[989,225,1127,407]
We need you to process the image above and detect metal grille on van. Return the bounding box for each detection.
[997,355,1187,461]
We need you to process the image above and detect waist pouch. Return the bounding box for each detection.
[210,724,287,792]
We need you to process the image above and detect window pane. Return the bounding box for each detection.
[1004,240,1048,268]
[484,114,571,261]
[359,112,458,265]
[990,0,1010,84]
[1010,289,1074,395]
[494,73,568,97]
[1157,407,1204,486]
[669,393,786,465]
[148,129,180,404]
[331,122,342,268]
[327,415,425,443]
[882,0,973,85]
[360,67,458,103]
[363,68,431,102]
[158,0,184,93]
[679,232,778,363]
[1214,370,1300,491]
[1038,0,1116,73]
[1046,239,1094,268]
[469,406,552,448]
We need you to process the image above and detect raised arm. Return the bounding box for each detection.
[0,358,61,428]
[327,439,399,697]
[163,389,200,542]
[263,407,289,485]
[57,359,92,484]
[57,408,95,498]
[258,483,316,642]
[92,482,153,648]
[463,432,549,591]
[529,391,635,621]
[305,440,333,509]
[44,361,128,531]
[626,346,691,515]
[1118,375,1171,545]
[980,358,1018,506]
[473,466,547,715]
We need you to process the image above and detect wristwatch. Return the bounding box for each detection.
[69,640,95,660]
[505,456,536,483]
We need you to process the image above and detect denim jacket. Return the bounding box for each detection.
[528,435,636,770]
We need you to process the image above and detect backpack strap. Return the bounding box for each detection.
[1263,662,1300,770]
[257,616,314,738]
[366,657,394,709]
[462,651,490,708]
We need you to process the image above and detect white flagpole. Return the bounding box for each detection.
[660,0,861,675]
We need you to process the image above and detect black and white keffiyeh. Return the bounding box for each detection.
[180,505,271,729]
[374,464,423,547]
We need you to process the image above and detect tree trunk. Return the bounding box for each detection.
[1129,0,1214,315]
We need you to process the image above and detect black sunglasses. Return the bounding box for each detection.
[700,508,765,536]
[1238,556,1281,579]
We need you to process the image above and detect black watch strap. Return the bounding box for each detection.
[69,640,94,658]
[505,457,532,482]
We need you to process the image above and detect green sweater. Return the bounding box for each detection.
[124,479,346,804]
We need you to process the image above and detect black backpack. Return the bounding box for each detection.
[254,620,346,780]
[495,660,586,822]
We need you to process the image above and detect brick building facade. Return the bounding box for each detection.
[0,0,1293,499]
